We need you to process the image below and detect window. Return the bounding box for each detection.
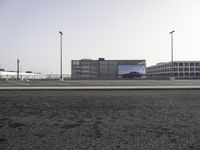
[190,63,194,66]
[196,73,200,76]
[196,68,200,71]
[179,73,183,76]
[174,73,178,76]
[174,63,178,66]
[185,73,189,76]
[185,63,189,66]
[184,68,189,71]
[190,73,195,76]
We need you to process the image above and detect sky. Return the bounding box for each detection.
[1,0,200,74]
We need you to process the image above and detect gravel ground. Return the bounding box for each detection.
[0,90,200,150]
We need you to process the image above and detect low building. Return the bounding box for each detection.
[71,58,146,79]
[147,61,200,79]
[0,71,46,80]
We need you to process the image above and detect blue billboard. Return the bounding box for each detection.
[118,64,146,78]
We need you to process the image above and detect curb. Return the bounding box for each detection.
[1,86,200,91]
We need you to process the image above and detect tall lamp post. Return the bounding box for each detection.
[17,59,20,81]
[169,30,175,79]
[59,31,63,81]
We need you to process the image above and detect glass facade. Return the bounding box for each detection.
[72,59,146,79]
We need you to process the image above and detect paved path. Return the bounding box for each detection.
[1,80,200,90]
[1,85,200,90]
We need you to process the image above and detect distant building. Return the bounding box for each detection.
[71,58,146,79]
[0,70,46,80]
[147,61,200,79]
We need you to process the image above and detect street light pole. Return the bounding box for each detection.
[17,59,19,81]
[169,30,175,79]
[59,31,63,81]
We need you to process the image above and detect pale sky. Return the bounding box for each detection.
[1,0,200,74]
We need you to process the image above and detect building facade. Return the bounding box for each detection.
[71,58,146,79]
[147,61,200,79]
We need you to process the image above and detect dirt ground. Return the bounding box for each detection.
[0,90,200,150]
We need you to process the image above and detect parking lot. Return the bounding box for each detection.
[1,80,200,149]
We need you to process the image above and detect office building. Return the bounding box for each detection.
[147,61,200,79]
[71,58,146,79]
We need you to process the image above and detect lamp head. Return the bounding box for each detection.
[59,31,63,35]
[169,30,175,34]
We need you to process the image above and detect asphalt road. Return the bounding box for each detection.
[1,90,200,150]
[1,79,200,87]
[1,80,200,90]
